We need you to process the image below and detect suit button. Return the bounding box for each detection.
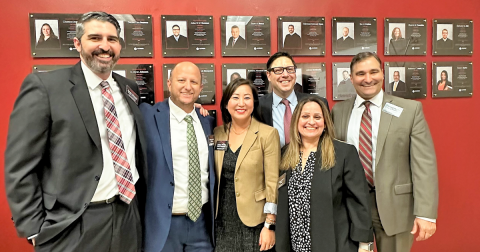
[84,203,88,208]
[95,176,100,181]
[170,181,174,186]
[235,177,238,182]
[168,204,171,209]
[236,192,240,197]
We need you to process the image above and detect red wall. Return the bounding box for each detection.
[1,0,479,251]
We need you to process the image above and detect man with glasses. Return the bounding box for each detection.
[259,51,329,147]
[167,24,188,49]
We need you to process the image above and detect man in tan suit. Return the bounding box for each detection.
[331,52,438,252]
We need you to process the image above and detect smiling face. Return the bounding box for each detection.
[42,25,51,37]
[351,56,384,100]
[167,62,203,113]
[442,29,448,39]
[267,56,296,98]
[343,27,349,37]
[173,25,180,36]
[393,27,400,39]
[74,20,121,80]
[393,71,400,82]
[288,25,294,34]
[441,71,447,81]
[227,84,254,122]
[298,101,325,143]
[231,27,240,39]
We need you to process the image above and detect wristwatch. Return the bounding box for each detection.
[264,222,276,231]
[359,242,373,251]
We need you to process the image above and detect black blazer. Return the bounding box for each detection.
[258,91,329,127]
[4,62,148,245]
[276,140,374,252]
[226,36,246,48]
[166,35,189,48]
[390,80,406,92]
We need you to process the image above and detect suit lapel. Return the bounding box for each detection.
[235,118,260,174]
[69,62,101,151]
[260,93,273,126]
[375,94,394,167]
[154,101,174,176]
[341,98,355,139]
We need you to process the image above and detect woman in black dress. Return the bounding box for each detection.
[214,78,280,251]
[389,27,407,55]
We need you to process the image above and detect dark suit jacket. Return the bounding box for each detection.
[436,38,453,49]
[226,36,246,48]
[276,140,374,252]
[284,33,301,49]
[331,94,438,236]
[337,36,354,49]
[388,38,407,55]
[258,91,329,127]
[140,100,216,252]
[390,80,406,92]
[4,62,148,245]
[166,34,189,49]
[36,36,60,49]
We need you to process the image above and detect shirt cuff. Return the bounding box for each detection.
[28,234,38,240]
[263,202,277,215]
[416,216,436,223]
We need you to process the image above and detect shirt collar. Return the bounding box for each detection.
[272,90,297,108]
[81,61,114,90]
[168,98,198,123]
[354,90,383,109]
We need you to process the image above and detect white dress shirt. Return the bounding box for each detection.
[346,91,435,223]
[169,99,209,213]
[81,62,139,202]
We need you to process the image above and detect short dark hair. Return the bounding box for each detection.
[266,51,296,70]
[288,24,294,28]
[76,11,120,41]
[220,78,262,131]
[172,24,180,30]
[393,70,400,75]
[350,52,382,73]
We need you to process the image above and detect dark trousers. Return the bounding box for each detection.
[35,196,142,252]
[161,208,213,252]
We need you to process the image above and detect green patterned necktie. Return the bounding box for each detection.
[184,115,202,222]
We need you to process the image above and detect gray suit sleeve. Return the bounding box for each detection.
[5,73,50,238]
[410,102,438,219]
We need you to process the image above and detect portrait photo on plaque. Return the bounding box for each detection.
[332,17,377,55]
[385,62,427,99]
[163,63,215,104]
[432,62,472,98]
[162,15,214,57]
[332,62,356,100]
[30,13,82,57]
[221,16,271,56]
[33,64,155,104]
[433,19,473,55]
[384,18,427,55]
[296,63,327,98]
[112,14,153,57]
[278,17,325,56]
[222,64,269,95]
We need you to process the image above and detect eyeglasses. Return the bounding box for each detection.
[267,66,296,75]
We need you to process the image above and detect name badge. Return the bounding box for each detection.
[382,102,403,117]
[208,135,215,146]
[215,141,228,151]
[278,173,286,189]
[126,85,139,105]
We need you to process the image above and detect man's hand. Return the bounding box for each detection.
[411,218,436,241]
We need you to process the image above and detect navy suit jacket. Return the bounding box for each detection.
[140,99,216,252]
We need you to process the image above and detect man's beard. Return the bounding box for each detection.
[81,47,119,74]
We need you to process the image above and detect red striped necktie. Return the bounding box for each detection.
[359,101,374,187]
[100,81,136,204]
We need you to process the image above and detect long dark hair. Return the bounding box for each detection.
[220,78,262,131]
[38,23,58,43]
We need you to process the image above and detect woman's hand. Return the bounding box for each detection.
[259,227,275,251]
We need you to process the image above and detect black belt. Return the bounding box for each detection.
[90,195,118,205]
[172,212,188,216]
[369,185,376,192]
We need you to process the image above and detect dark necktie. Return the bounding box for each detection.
[359,101,374,187]
[281,99,292,145]
[100,81,136,204]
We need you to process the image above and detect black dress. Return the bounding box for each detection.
[215,146,268,252]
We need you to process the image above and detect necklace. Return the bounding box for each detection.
[231,125,248,135]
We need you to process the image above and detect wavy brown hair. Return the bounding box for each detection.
[281,96,336,170]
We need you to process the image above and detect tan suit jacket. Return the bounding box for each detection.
[214,117,280,227]
[331,93,438,236]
